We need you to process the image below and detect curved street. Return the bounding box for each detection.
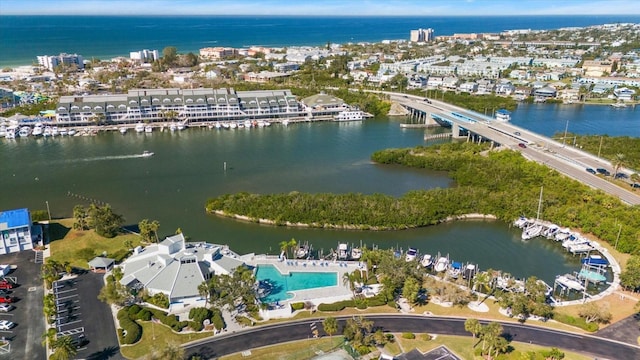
[183,314,640,359]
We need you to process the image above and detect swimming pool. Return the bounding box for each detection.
[255,264,338,303]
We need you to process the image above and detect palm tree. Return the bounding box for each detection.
[464,318,482,339]
[612,153,626,178]
[198,281,210,307]
[50,335,78,360]
[322,316,338,337]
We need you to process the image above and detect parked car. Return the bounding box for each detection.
[0,290,10,296]
[0,282,13,290]
[596,168,610,176]
[631,183,640,189]
[586,168,596,174]
[0,320,14,330]
[0,304,13,312]
[0,296,13,304]
[518,143,526,148]
[614,172,628,179]
[514,131,521,136]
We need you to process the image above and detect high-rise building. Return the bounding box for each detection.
[409,28,434,42]
[37,53,84,71]
[130,49,159,63]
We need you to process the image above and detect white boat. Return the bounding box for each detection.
[222,122,230,129]
[420,254,433,268]
[521,224,543,240]
[177,124,186,131]
[119,127,127,134]
[59,128,68,136]
[18,126,31,137]
[214,122,222,129]
[229,122,237,129]
[4,125,18,139]
[495,109,511,121]
[448,261,463,279]
[611,102,627,108]
[135,123,145,133]
[244,120,252,128]
[334,110,364,122]
[295,243,310,259]
[68,129,77,136]
[281,119,289,126]
[141,150,154,157]
[513,217,528,228]
[337,243,349,260]
[556,274,584,291]
[350,247,362,260]
[0,126,5,138]
[51,126,59,136]
[144,125,153,133]
[169,123,177,131]
[32,124,43,136]
[405,247,418,262]
[434,257,449,272]
[42,127,52,137]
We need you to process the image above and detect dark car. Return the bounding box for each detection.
[596,168,610,176]
[586,168,596,174]
[518,143,526,148]
[614,172,628,179]
[514,131,521,136]
[631,183,640,189]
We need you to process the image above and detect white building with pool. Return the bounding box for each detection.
[118,233,362,317]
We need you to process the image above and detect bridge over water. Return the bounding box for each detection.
[385,92,640,206]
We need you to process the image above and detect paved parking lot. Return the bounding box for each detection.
[0,250,45,359]
[54,272,123,360]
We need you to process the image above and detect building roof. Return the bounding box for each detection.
[301,93,344,108]
[0,208,30,229]
[88,256,115,268]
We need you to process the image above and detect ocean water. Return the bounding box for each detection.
[2,15,640,67]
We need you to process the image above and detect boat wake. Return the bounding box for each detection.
[59,154,152,163]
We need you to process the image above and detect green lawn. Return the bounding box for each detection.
[120,321,215,359]
[47,219,143,269]
[219,337,345,360]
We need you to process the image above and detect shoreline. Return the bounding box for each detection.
[209,209,497,231]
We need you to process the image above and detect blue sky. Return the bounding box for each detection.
[2,0,640,16]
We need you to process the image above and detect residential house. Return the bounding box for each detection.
[614,87,636,101]
[459,82,478,93]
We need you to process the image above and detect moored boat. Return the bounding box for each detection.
[405,247,418,262]
[421,254,433,268]
[135,123,145,133]
[581,254,608,267]
[447,261,462,279]
[350,247,362,260]
[434,257,449,272]
[119,127,127,134]
[337,243,349,260]
[334,110,364,122]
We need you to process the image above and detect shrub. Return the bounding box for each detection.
[128,304,141,316]
[189,320,203,332]
[117,308,142,344]
[188,307,212,327]
[552,313,599,332]
[318,299,355,312]
[137,308,152,321]
[212,310,225,330]
[402,332,415,339]
[146,292,170,309]
[420,334,432,341]
[291,302,305,311]
[110,248,131,263]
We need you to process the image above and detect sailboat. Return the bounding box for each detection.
[522,186,544,241]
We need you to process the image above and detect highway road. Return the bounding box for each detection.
[183,315,640,359]
[389,94,640,206]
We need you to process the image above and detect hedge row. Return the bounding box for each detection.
[148,308,188,332]
[317,295,388,312]
[117,308,142,344]
[291,302,305,311]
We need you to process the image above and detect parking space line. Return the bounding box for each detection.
[55,294,79,301]
[58,319,83,327]
[0,330,12,334]
[0,314,14,317]
[55,288,78,295]
[57,307,81,314]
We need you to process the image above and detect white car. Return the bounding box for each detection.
[0,320,14,330]
[0,304,12,312]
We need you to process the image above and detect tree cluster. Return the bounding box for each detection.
[621,255,640,291]
[464,320,509,359]
[496,277,554,321]
[206,142,640,253]
[73,204,124,238]
[342,317,391,355]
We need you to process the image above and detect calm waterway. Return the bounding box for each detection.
[3,105,632,284]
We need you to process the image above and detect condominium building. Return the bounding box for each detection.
[410,28,434,42]
[129,49,159,63]
[37,53,84,71]
[0,208,37,254]
[55,88,303,124]
[199,47,237,59]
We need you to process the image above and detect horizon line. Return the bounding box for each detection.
[2,13,640,17]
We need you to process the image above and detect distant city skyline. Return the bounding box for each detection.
[3,0,640,16]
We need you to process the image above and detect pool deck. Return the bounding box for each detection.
[246,254,366,306]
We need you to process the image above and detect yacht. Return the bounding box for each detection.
[281,119,290,126]
[42,126,52,137]
[59,128,68,136]
[405,247,418,262]
[32,124,43,137]
[135,123,145,133]
[229,122,237,129]
[68,129,77,136]
[244,120,252,128]
[434,257,449,272]
[214,122,222,129]
[420,254,433,268]
[141,150,154,157]
[169,123,177,131]
[4,125,18,139]
[18,126,31,138]
[144,125,153,133]
[350,247,362,260]
[495,109,511,122]
[611,102,627,108]
[177,124,186,131]
[334,110,364,122]
[295,242,310,259]
[447,261,462,279]
[119,127,127,134]
[337,243,349,260]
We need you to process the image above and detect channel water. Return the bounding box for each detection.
[2,105,634,285]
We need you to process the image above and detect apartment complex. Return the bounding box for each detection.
[129,49,159,63]
[37,53,84,71]
[410,28,434,42]
[55,88,304,124]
